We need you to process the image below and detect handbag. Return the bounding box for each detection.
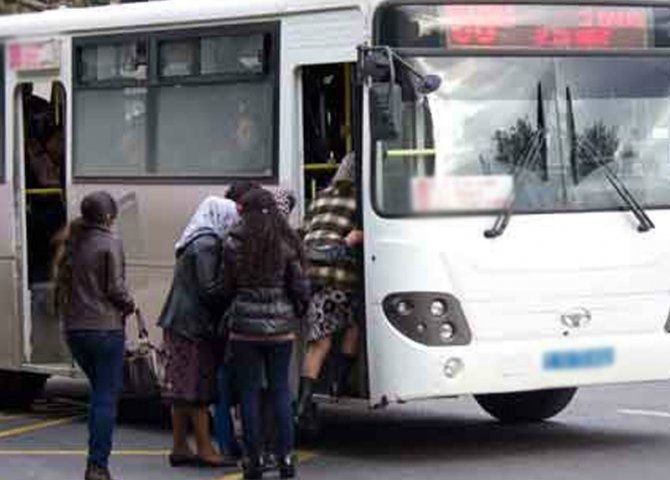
[122,310,164,398]
[306,243,357,266]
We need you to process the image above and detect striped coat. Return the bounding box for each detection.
[303,184,358,291]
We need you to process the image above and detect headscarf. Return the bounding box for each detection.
[175,196,239,252]
[273,188,296,218]
[331,152,356,186]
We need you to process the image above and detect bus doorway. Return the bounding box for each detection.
[302,63,354,205]
[301,63,368,401]
[17,81,68,365]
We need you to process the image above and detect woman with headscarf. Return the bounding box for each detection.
[158,196,239,468]
[297,153,364,426]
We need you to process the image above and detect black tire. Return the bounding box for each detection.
[0,370,49,410]
[474,387,577,423]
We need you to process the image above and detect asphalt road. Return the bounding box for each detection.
[2,379,670,480]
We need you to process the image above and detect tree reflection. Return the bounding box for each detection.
[576,121,620,180]
[492,117,546,178]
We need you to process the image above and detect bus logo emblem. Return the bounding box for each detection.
[560,308,592,328]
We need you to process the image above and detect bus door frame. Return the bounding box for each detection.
[7,37,72,367]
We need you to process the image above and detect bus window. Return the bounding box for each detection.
[72,24,279,180]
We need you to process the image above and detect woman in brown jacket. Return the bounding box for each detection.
[54,191,135,480]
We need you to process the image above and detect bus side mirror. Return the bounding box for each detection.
[370,82,403,141]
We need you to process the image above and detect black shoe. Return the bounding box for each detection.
[278,454,297,479]
[261,452,277,473]
[168,452,198,467]
[85,462,112,480]
[242,456,263,480]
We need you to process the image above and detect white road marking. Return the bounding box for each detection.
[618,409,670,419]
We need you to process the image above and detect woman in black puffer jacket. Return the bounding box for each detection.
[223,189,309,480]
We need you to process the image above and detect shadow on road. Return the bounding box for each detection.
[301,402,664,463]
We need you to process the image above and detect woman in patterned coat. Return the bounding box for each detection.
[297,153,364,424]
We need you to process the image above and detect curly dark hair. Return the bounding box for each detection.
[236,189,305,286]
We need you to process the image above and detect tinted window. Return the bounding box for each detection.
[73,24,278,180]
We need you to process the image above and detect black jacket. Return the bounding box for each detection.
[63,222,135,332]
[158,234,225,340]
[223,227,310,338]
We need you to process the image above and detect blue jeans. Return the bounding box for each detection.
[231,340,294,458]
[214,365,241,456]
[67,330,125,468]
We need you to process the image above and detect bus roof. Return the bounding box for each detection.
[3,0,670,40]
[0,0,365,39]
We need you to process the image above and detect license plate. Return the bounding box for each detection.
[543,347,615,370]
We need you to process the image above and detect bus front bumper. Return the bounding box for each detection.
[368,325,670,403]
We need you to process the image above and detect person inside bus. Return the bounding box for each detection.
[53,191,135,480]
[157,196,239,468]
[297,152,364,426]
[222,188,309,480]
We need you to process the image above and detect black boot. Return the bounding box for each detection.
[297,376,319,432]
[85,461,112,480]
[278,454,297,479]
[296,376,315,419]
[331,353,357,398]
[242,456,263,480]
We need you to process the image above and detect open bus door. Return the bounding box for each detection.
[17,80,69,366]
[9,40,71,373]
[300,62,370,402]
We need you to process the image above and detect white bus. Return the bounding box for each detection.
[0,0,668,422]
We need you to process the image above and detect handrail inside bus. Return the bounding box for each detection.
[25,188,63,196]
[386,148,436,158]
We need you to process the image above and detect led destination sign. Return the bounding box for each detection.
[378,4,670,51]
[443,5,648,49]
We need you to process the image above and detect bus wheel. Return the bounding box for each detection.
[0,371,49,410]
[474,388,577,423]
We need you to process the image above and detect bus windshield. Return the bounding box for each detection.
[373,4,670,216]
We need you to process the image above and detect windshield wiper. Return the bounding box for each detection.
[484,83,546,239]
[565,86,654,233]
[484,128,545,239]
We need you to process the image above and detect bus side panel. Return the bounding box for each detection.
[0,170,19,368]
[0,51,20,369]
[67,184,229,342]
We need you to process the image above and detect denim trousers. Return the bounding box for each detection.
[214,364,241,456]
[67,330,125,468]
[231,340,294,458]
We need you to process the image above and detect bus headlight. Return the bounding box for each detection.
[439,322,455,342]
[395,300,413,316]
[430,299,447,317]
[382,292,472,347]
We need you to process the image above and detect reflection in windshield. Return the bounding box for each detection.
[574,121,619,182]
[375,56,670,215]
